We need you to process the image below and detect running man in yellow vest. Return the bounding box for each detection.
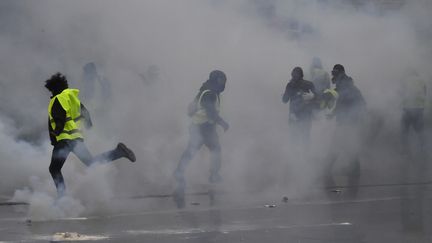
[45,73,136,197]
[174,70,229,188]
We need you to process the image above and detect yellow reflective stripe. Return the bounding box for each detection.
[191,90,221,124]
[61,129,82,135]
[198,90,220,111]
[323,89,338,99]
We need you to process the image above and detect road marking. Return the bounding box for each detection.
[0,196,406,223]
[125,222,352,235]
[33,232,109,241]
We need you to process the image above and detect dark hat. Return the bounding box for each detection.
[332,64,345,72]
[292,66,304,78]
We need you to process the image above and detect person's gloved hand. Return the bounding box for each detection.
[302,91,315,101]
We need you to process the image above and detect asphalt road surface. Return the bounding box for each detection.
[0,184,431,243]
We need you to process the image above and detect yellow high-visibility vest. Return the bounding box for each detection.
[191,90,220,125]
[320,88,339,110]
[48,89,84,141]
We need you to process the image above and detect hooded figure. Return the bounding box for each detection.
[282,67,317,147]
[323,64,366,199]
[330,64,366,124]
[174,70,229,208]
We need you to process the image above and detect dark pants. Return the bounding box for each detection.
[400,109,427,231]
[288,116,312,151]
[324,155,361,198]
[323,125,361,198]
[175,123,221,185]
[49,139,123,196]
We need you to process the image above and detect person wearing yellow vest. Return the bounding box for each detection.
[45,73,136,197]
[174,70,228,203]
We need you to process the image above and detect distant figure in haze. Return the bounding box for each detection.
[400,68,427,155]
[282,67,317,148]
[398,67,428,232]
[324,64,366,198]
[173,70,229,207]
[81,62,113,112]
[309,57,330,95]
[45,73,136,197]
[139,65,160,86]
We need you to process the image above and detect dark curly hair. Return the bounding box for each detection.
[45,72,68,94]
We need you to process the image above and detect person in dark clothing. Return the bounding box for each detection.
[45,73,136,197]
[174,70,228,202]
[398,69,428,232]
[399,69,427,155]
[324,64,366,198]
[282,67,317,147]
[330,64,366,124]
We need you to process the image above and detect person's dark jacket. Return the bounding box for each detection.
[48,97,92,145]
[333,74,366,124]
[282,79,316,120]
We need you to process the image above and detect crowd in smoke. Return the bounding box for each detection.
[0,0,430,219]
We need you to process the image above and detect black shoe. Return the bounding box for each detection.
[117,143,136,162]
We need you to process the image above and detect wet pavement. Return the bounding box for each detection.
[1,184,432,243]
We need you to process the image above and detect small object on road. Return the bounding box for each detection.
[25,219,32,226]
[53,232,81,240]
[264,204,276,208]
[190,202,200,206]
[331,188,343,194]
[282,196,289,203]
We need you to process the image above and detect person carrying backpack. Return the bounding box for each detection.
[174,70,229,190]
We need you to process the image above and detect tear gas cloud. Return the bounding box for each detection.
[0,0,431,219]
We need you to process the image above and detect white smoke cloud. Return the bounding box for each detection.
[0,0,431,219]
